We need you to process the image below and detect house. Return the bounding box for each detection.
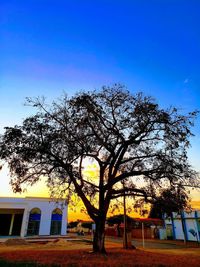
[0,197,67,238]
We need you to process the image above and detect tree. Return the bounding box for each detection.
[107,214,134,226]
[67,221,79,229]
[81,221,93,229]
[107,214,134,239]
[149,185,190,219]
[149,185,191,242]
[0,84,199,253]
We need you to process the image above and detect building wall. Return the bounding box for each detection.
[164,211,200,242]
[173,219,185,240]
[0,197,67,237]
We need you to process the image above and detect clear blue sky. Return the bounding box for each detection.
[0,0,200,173]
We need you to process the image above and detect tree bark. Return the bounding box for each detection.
[93,218,106,254]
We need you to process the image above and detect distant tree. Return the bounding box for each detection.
[107,214,133,226]
[67,221,79,229]
[149,185,190,219]
[149,185,191,242]
[107,214,134,238]
[81,221,93,229]
[0,84,199,253]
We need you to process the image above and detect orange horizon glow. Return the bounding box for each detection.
[0,164,199,222]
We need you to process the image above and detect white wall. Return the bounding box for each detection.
[25,197,67,236]
[164,210,200,242]
[173,220,185,240]
[185,219,199,242]
[0,197,67,237]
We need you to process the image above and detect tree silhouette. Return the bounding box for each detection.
[149,185,190,219]
[0,84,199,253]
[107,214,134,238]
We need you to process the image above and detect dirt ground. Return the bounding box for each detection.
[0,239,199,266]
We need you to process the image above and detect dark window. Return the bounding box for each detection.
[50,208,62,235]
[27,208,41,236]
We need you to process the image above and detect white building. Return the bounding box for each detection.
[163,210,200,242]
[0,197,67,238]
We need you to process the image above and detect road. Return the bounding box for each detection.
[106,236,191,249]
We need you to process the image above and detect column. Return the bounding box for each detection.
[9,214,15,236]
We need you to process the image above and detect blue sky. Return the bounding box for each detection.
[0,1,200,197]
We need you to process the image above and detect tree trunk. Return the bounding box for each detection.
[93,219,106,254]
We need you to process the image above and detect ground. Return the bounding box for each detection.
[0,236,199,266]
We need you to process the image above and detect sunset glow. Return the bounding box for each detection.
[0,1,199,223]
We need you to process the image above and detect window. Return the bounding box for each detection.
[50,208,62,235]
[27,208,41,236]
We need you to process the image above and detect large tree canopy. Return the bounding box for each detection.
[0,84,199,253]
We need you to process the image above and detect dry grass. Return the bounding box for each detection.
[0,240,199,267]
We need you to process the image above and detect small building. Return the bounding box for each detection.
[163,210,200,242]
[105,217,163,239]
[0,197,67,238]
